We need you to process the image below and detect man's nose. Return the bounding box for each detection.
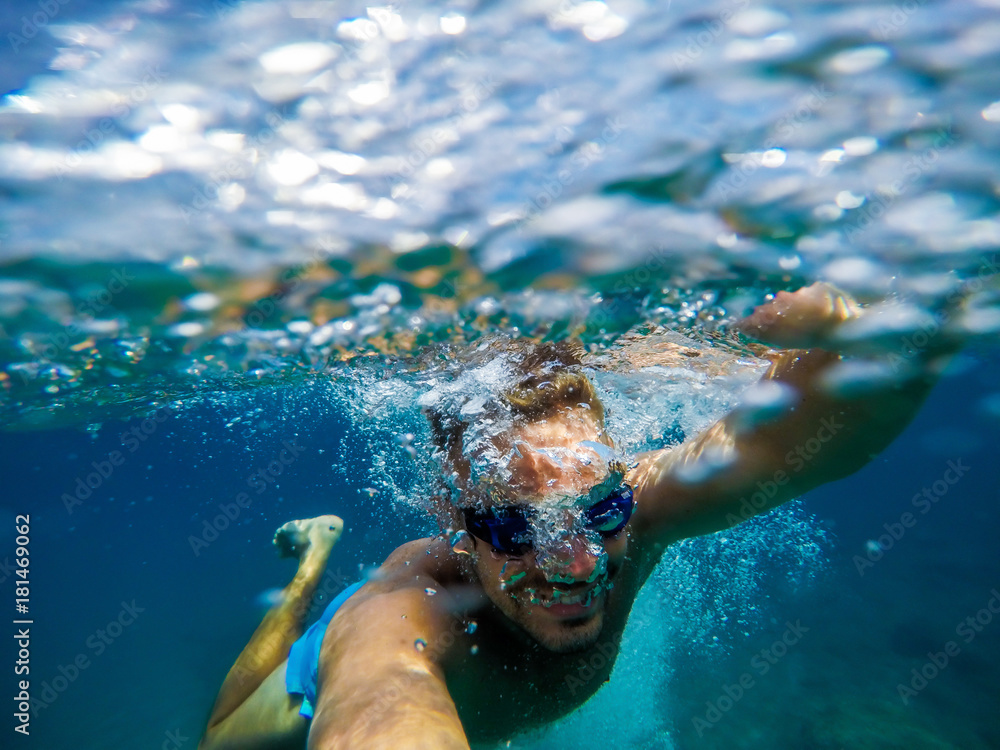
[538,534,607,583]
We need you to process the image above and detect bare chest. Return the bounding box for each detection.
[443,572,641,744]
[447,630,622,743]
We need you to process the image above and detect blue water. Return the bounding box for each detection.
[3,351,998,749]
[2,0,1000,747]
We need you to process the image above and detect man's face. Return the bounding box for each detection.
[464,408,630,653]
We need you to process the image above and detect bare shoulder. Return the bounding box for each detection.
[330,535,474,633]
[362,536,467,592]
[316,537,469,696]
[625,446,689,544]
[625,432,738,551]
[627,443,698,522]
[629,445,678,487]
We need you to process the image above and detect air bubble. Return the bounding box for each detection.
[499,560,527,590]
[414,638,427,652]
[450,529,473,556]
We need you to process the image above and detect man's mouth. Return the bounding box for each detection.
[523,579,608,612]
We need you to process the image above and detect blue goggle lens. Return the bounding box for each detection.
[583,485,634,536]
[462,485,634,556]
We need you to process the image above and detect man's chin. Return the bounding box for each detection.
[482,578,609,652]
[527,606,605,653]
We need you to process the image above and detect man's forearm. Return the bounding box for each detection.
[307,669,470,750]
[631,345,938,544]
[630,284,952,545]
[732,346,937,492]
[309,705,470,750]
[725,282,951,496]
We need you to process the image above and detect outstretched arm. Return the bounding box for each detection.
[627,283,952,549]
[306,542,471,750]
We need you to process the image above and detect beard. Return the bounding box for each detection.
[480,569,609,652]
[531,608,606,653]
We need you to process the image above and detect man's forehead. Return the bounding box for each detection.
[511,432,603,465]
[503,408,611,457]
[474,450,627,509]
[454,404,621,503]
[508,405,604,440]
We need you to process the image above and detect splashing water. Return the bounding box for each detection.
[2,0,997,432]
[500,559,528,591]
[450,529,474,556]
[2,0,998,747]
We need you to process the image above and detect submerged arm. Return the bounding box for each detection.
[628,283,950,548]
[306,544,470,750]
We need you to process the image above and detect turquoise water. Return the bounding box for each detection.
[1,0,999,747]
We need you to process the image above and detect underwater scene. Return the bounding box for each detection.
[1,0,999,747]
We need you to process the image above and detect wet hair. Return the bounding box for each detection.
[502,340,604,422]
[424,338,604,476]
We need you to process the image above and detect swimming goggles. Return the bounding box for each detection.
[460,485,635,557]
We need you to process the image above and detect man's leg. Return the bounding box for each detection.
[199,663,307,750]
[203,515,344,733]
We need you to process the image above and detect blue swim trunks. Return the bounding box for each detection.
[285,581,365,719]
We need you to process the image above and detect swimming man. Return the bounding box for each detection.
[198,282,947,749]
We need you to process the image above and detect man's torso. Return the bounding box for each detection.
[393,536,652,744]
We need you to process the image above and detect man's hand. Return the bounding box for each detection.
[735,281,864,350]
